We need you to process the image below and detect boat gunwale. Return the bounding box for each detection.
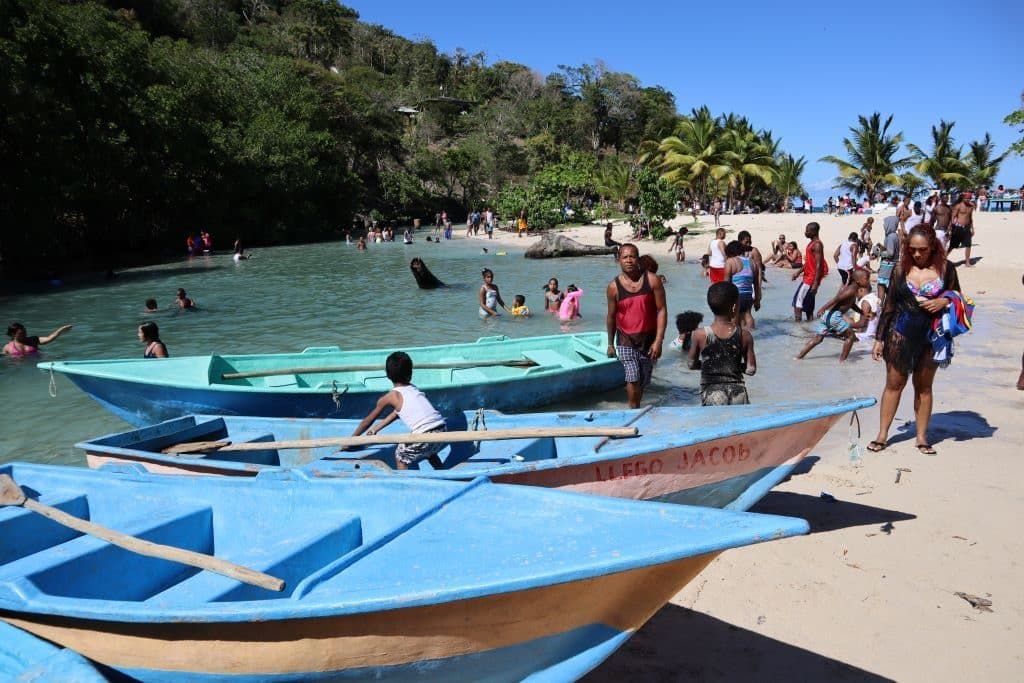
[38,332,616,392]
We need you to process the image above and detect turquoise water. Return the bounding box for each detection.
[0,234,869,465]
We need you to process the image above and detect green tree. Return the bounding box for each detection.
[907,120,968,192]
[632,167,677,239]
[1003,94,1024,156]
[594,157,634,211]
[772,154,807,211]
[964,133,1006,190]
[820,112,912,201]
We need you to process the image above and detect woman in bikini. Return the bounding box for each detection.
[868,225,960,455]
[138,322,169,358]
[543,278,563,313]
[3,322,73,357]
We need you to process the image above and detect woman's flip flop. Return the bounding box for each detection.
[916,443,937,456]
[866,440,887,452]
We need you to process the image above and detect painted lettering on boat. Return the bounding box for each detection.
[594,458,664,481]
[592,443,751,481]
[677,444,750,470]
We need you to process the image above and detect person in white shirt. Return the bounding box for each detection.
[346,352,447,470]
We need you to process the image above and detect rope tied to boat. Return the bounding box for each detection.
[848,410,863,462]
[330,381,348,412]
[470,407,487,451]
[48,368,57,398]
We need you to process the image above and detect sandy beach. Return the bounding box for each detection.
[457,209,1024,680]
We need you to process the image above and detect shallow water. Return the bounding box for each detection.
[1,236,877,465]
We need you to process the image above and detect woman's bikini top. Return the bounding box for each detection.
[4,341,38,357]
[906,277,944,298]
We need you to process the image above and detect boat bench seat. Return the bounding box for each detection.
[1,503,215,603]
[521,349,575,370]
[146,514,364,604]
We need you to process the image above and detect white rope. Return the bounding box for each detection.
[48,368,57,398]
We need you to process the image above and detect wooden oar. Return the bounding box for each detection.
[222,358,539,381]
[594,405,655,452]
[163,426,639,454]
[0,475,285,593]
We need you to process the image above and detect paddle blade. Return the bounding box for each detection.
[0,474,27,506]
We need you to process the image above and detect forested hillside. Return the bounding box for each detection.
[1,0,802,272]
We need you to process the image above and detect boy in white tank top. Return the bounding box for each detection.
[347,352,447,469]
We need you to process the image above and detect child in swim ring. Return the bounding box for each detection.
[558,284,583,321]
[510,295,531,317]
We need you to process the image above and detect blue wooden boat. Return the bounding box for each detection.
[78,397,874,511]
[0,462,808,682]
[38,333,622,426]
[0,620,107,682]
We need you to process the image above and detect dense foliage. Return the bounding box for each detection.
[1,0,808,272]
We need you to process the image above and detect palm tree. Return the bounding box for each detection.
[594,157,634,211]
[907,120,968,192]
[821,112,912,201]
[964,133,1006,190]
[897,172,927,199]
[773,154,807,211]
[653,111,731,205]
[722,127,776,207]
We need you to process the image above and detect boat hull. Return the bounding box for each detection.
[57,356,624,427]
[490,415,835,510]
[3,554,712,682]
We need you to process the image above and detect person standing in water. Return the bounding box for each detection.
[138,322,169,358]
[791,222,827,321]
[605,243,667,408]
[479,268,509,318]
[687,282,756,406]
[3,322,73,357]
[706,228,727,284]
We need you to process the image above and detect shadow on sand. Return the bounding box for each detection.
[751,491,916,534]
[584,605,893,682]
[889,410,996,447]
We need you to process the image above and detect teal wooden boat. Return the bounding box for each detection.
[0,462,808,681]
[38,332,622,426]
[79,398,874,511]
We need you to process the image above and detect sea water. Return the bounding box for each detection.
[0,234,876,465]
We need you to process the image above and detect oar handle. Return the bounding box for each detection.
[165,426,639,453]
[0,476,284,593]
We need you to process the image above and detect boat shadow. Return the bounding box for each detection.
[584,605,893,682]
[751,491,916,534]
[889,410,996,447]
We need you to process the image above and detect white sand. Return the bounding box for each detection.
[462,209,1024,680]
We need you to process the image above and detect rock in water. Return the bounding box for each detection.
[524,233,618,259]
[410,258,445,289]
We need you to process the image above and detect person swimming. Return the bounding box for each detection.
[3,322,73,357]
[543,278,563,313]
[510,295,531,317]
[144,298,159,313]
[175,288,197,310]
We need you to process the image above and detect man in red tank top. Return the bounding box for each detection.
[790,222,827,321]
[605,244,667,408]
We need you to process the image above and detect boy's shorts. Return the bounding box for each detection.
[816,310,850,336]
[700,383,750,406]
[877,259,895,286]
[615,345,653,388]
[395,424,447,466]
[792,282,816,316]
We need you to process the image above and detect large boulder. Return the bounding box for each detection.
[524,233,618,259]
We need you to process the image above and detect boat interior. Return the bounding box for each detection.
[81,411,634,473]
[0,464,470,607]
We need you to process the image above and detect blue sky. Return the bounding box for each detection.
[348,0,1024,202]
